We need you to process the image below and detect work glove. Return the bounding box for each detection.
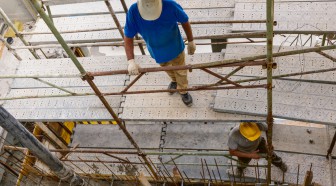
[187,40,196,55]
[127,59,140,75]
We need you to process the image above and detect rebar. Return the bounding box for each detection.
[0,107,84,185]
[214,158,223,185]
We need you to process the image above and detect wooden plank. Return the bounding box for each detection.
[35,122,68,149]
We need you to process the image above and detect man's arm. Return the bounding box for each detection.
[181,22,193,42]
[181,22,196,55]
[124,36,135,60]
[124,36,140,75]
[229,149,261,159]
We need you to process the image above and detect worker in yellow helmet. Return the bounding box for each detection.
[228,122,287,177]
[124,0,196,106]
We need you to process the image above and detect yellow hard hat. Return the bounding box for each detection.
[239,122,261,141]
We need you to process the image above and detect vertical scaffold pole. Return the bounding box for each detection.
[266,0,275,183]
[30,0,158,179]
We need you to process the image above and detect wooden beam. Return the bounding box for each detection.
[35,122,68,149]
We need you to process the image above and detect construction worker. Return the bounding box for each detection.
[124,0,196,106]
[228,122,288,177]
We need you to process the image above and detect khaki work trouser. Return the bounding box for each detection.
[160,52,188,94]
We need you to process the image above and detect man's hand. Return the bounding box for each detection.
[187,41,196,55]
[249,150,261,159]
[127,59,140,75]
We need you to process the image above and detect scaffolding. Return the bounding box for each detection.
[0,0,335,185]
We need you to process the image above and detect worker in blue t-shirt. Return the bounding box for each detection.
[124,0,196,106]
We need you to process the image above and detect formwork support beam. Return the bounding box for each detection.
[35,122,68,149]
[30,0,158,179]
[0,107,84,185]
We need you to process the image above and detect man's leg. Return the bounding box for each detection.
[172,52,192,106]
[170,52,188,94]
[258,137,287,171]
[160,60,177,95]
[160,61,176,82]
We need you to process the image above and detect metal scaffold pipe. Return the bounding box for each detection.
[265,0,275,183]
[0,107,84,185]
[30,0,158,179]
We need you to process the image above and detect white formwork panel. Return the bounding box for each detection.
[13,55,127,75]
[120,53,265,121]
[47,0,235,15]
[28,7,234,44]
[3,87,124,121]
[28,26,231,44]
[236,0,336,2]
[233,2,336,32]
[220,45,336,81]
[11,76,127,88]
[32,8,234,30]
[214,80,336,125]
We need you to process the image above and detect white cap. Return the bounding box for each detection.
[137,0,162,21]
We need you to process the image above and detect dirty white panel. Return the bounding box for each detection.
[46,0,234,12]
[220,45,336,81]
[28,7,234,44]
[3,87,124,121]
[70,124,162,148]
[214,44,336,125]
[233,2,336,32]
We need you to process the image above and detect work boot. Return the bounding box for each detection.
[181,92,193,107]
[279,163,288,172]
[168,82,177,95]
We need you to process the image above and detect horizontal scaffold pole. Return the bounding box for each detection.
[12,40,266,49]
[0,84,265,101]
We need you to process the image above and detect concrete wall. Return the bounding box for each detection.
[0,0,37,22]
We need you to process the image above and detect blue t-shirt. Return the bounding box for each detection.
[124,0,188,64]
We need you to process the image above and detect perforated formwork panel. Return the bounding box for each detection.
[233,2,336,32]
[34,8,234,32]
[3,87,123,121]
[13,55,127,75]
[47,0,235,13]
[2,56,129,121]
[28,7,233,44]
[214,80,336,125]
[220,45,336,81]
[121,53,265,121]
[213,44,336,125]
